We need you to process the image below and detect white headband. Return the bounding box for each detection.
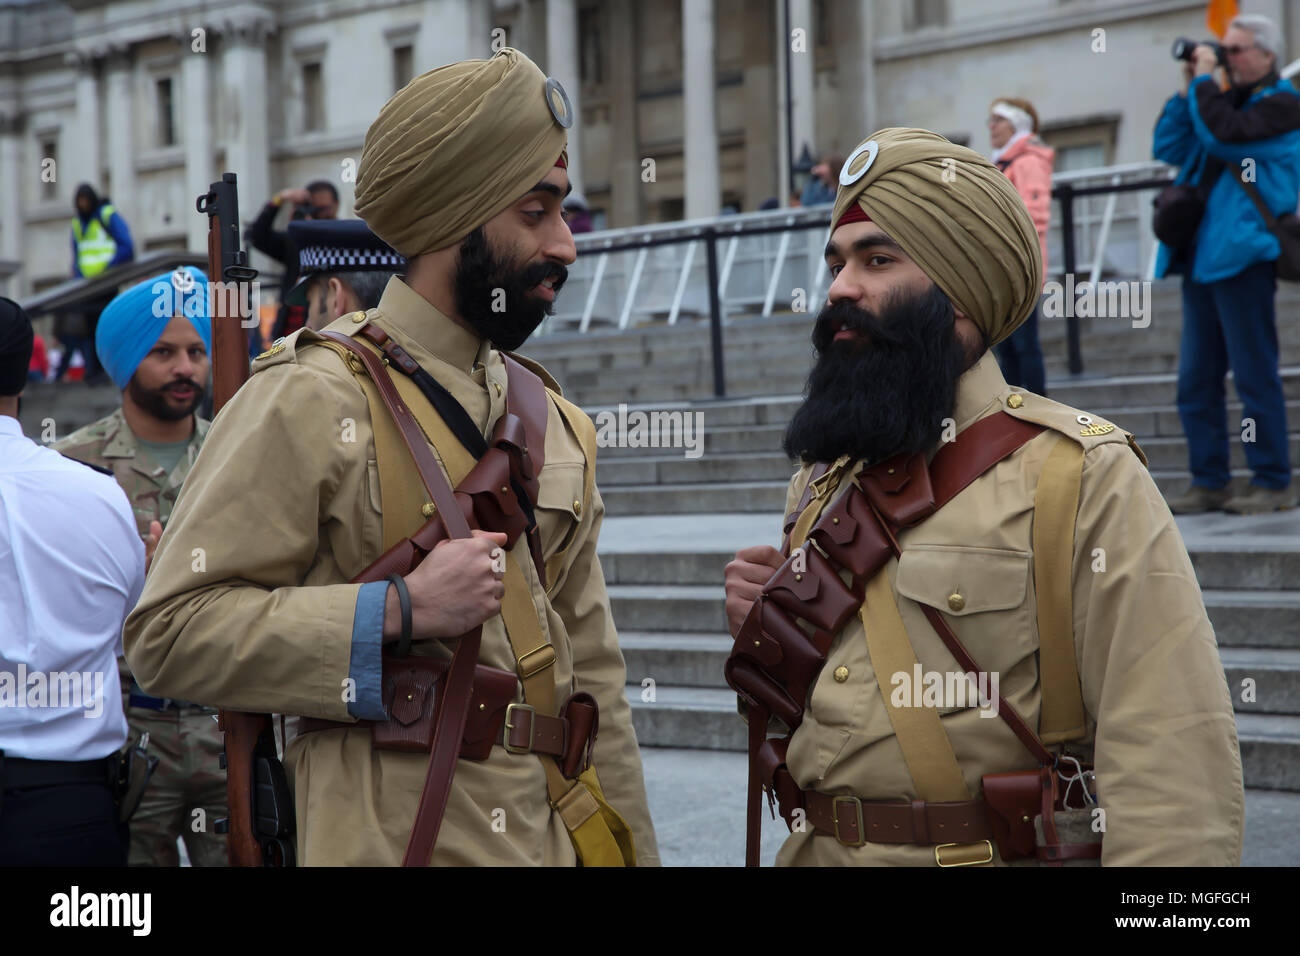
[991,102,1034,135]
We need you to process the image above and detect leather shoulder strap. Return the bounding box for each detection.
[319,331,468,539]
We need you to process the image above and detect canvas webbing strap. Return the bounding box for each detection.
[859,567,972,803]
[1032,436,1087,745]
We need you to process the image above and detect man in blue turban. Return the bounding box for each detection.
[55,264,229,868]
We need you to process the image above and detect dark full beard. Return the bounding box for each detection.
[126,375,204,423]
[453,227,568,351]
[781,284,971,465]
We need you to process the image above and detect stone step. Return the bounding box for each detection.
[620,632,732,689]
[624,686,1300,790]
[1221,648,1300,716]
[1137,433,1300,472]
[600,540,1300,595]
[601,479,790,515]
[608,584,1300,648]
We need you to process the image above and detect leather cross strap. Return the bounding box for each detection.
[320,329,480,867]
[295,708,572,759]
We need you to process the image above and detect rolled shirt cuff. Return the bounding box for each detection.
[347,580,388,720]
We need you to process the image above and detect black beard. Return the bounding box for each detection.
[781,285,971,465]
[453,227,568,351]
[126,375,204,422]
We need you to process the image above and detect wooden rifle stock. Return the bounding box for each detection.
[197,174,281,867]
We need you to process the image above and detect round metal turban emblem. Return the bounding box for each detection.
[545,77,573,129]
[840,140,879,186]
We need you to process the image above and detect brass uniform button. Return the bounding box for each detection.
[421,502,436,517]
[1006,394,1024,409]
[947,592,966,612]
[573,499,582,517]
[833,666,850,683]
[351,311,366,324]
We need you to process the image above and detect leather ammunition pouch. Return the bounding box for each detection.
[982,764,1101,863]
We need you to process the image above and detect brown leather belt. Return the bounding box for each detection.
[295,703,571,759]
[804,791,992,847]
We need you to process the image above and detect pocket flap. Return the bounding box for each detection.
[895,546,1028,615]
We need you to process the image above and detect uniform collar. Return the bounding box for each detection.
[373,275,488,374]
[947,349,1009,435]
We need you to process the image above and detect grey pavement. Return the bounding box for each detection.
[638,746,1300,867]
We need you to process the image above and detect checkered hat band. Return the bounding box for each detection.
[299,246,405,271]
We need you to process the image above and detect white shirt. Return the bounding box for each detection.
[0,415,140,760]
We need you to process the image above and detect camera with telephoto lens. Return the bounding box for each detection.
[1171,37,1226,66]
[291,203,321,221]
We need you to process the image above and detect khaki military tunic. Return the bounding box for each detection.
[54,407,209,538]
[772,352,1244,866]
[123,276,660,866]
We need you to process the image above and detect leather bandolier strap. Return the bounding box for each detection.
[725,412,1054,866]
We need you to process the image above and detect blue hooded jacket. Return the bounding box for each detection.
[1152,73,1300,283]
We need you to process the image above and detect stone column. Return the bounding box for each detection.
[774,0,789,202]
[182,39,213,252]
[0,112,24,296]
[103,47,136,224]
[682,0,719,219]
[833,0,876,154]
[788,0,815,171]
[546,0,583,191]
[607,0,640,227]
[467,0,494,58]
[219,18,273,237]
[67,51,103,193]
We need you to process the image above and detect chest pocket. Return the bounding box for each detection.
[895,545,1037,680]
[534,461,585,566]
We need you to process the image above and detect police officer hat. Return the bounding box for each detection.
[285,219,406,307]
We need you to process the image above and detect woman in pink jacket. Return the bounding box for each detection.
[989,97,1055,395]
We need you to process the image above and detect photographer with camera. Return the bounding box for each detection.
[1154,14,1300,515]
[245,180,340,350]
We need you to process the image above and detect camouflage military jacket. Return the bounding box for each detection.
[54,408,210,537]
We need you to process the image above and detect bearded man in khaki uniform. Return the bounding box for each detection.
[124,49,659,866]
[724,128,1243,866]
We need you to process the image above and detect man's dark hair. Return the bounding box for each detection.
[309,270,392,315]
[305,180,339,202]
[331,270,390,310]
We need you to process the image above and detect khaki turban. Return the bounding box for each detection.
[355,48,569,258]
[830,127,1042,347]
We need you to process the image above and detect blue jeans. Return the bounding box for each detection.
[1177,260,1291,490]
[994,301,1046,395]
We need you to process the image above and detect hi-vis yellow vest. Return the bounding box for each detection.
[73,205,117,278]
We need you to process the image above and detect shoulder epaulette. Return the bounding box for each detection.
[997,388,1148,467]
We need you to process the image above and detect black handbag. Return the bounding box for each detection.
[1152,155,1225,254]
[1231,172,1300,281]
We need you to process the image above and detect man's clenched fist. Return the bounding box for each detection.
[384,529,508,641]
[723,544,785,637]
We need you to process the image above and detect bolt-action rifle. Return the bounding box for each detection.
[196,173,295,866]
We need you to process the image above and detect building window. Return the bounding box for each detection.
[909,0,947,29]
[393,45,414,92]
[579,7,604,86]
[303,62,324,132]
[155,77,176,147]
[41,138,58,201]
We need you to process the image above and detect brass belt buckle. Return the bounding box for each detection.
[830,795,866,847]
[503,702,535,755]
[935,840,993,867]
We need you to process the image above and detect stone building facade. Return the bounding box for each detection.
[1,0,1295,298]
